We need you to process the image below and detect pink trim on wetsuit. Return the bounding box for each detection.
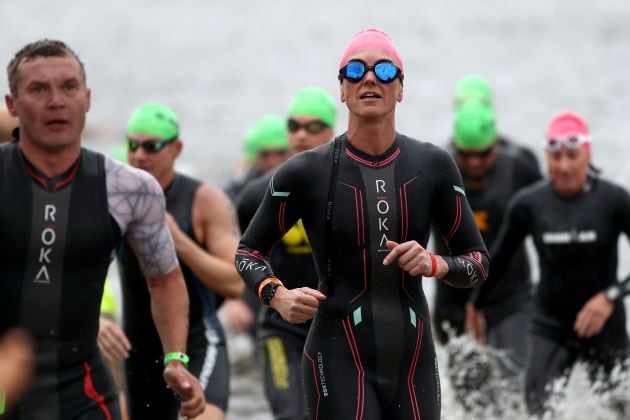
[399,176,418,241]
[342,317,365,420]
[304,352,321,420]
[339,181,368,303]
[407,320,424,420]
[349,249,368,304]
[278,201,287,236]
[464,251,488,280]
[445,195,462,242]
[235,249,267,261]
[339,181,365,246]
[345,147,401,168]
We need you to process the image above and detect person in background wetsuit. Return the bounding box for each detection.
[97,103,244,420]
[235,28,489,420]
[0,39,204,420]
[469,110,630,416]
[433,100,541,349]
[431,101,542,414]
[223,115,290,203]
[236,87,336,420]
[433,76,542,347]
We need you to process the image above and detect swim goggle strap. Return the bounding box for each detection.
[338,60,403,84]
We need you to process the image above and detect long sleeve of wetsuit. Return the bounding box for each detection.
[430,147,490,288]
[235,155,307,299]
[472,190,532,308]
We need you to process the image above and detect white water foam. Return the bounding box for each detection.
[439,334,630,420]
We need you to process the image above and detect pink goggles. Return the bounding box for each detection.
[545,134,590,152]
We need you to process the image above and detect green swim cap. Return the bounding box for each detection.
[127,103,180,140]
[243,126,259,164]
[454,75,493,108]
[453,100,497,150]
[288,87,337,128]
[249,114,289,152]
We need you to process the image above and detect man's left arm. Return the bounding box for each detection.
[106,159,204,418]
[167,185,244,298]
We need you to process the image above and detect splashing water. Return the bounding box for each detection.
[543,359,630,420]
[437,335,630,420]
[438,334,528,420]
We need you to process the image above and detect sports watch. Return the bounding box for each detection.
[261,282,282,306]
[604,284,621,303]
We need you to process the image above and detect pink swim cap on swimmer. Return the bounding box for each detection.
[545,110,590,151]
[339,29,403,72]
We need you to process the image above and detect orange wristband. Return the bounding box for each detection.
[258,277,283,301]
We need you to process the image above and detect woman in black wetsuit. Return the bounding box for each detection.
[470,110,630,415]
[235,28,489,420]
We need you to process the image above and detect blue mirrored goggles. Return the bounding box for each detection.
[338,60,403,84]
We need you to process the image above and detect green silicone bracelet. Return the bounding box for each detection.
[0,389,5,415]
[164,351,190,367]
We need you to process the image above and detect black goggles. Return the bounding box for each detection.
[338,60,403,84]
[127,136,177,154]
[287,119,329,134]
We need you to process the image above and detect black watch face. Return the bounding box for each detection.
[263,283,276,303]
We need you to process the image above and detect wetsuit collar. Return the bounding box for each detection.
[22,150,81,192]
[550,174,597,199]
[343,133,401,168]
[163,172,180,194]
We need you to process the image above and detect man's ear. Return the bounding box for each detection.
[5,94,17,117]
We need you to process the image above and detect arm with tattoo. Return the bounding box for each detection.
[105,157,188,355]
[105,157,178,276]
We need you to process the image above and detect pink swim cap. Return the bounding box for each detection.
[339,29,403,72]
[545,110,590,151]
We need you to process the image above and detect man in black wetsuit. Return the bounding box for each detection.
[432,101,542,412]
[235,28,489,420]
[471,110,630,415]
[0,40,204,419]
[223,115,290,203]
[433,100,541,349]
[98,103,244,420]
[236,87,336,420]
